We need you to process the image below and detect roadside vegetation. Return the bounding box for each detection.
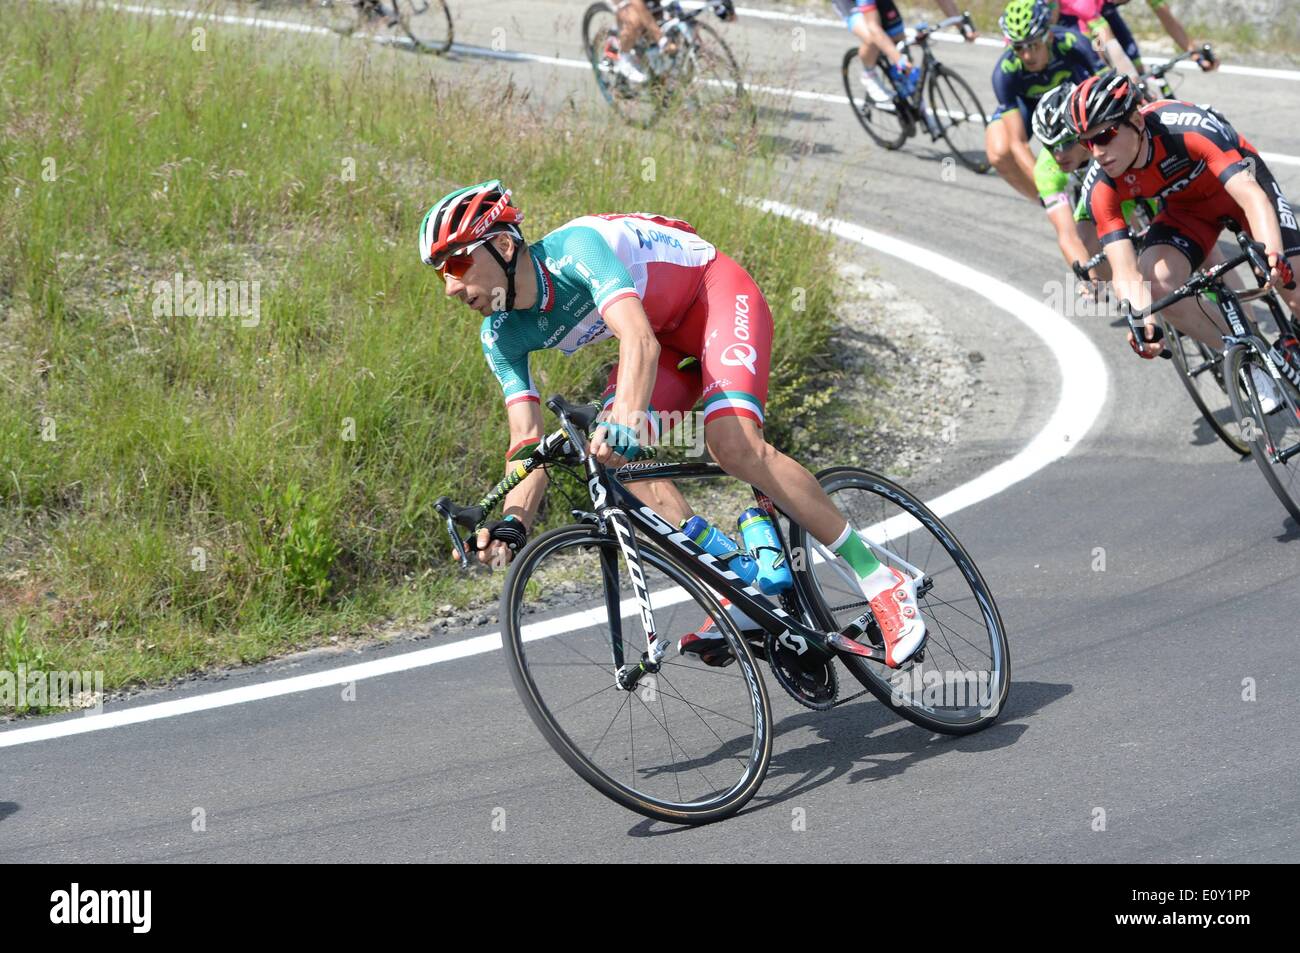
[0,2,874,709]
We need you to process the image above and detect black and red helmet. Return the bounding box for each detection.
[1066,72,1139,137]
[418,179,524,267]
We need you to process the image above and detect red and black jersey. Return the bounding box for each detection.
[1086,100,1259,248]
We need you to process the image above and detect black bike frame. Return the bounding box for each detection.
[534,401,898,687]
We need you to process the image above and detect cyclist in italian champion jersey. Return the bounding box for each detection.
[832,0,973,104]
[986,0,1104,201]
[419,181,930,667]
[1069,75,1300,371]
[1052,0,1216,75]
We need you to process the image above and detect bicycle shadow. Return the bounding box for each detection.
[1273,516,1300,542]
[625,680,1068,836]
[0,801,19,823]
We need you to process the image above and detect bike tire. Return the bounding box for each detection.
[396,0,453,53]
[684,20,753,127]
[789,467,1010,735]
[501,523,773,825]
[1165,322,1249,457]
[926,63,990,174]
[841,48,909,151]
[1224,343,1300,522]
[581,1,659,128]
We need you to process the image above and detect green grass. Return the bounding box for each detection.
[0,1,867,709]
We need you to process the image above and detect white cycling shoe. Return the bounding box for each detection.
[860,68,893,105]
[1249,365,1283,416]
[861,565,927,668]
[613,53,647,85]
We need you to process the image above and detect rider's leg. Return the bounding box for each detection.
[619,0,662,47]
[703,416,860,548]
[985,111,1039,201]
[1138,241,1225,347]
[850,9,897,70]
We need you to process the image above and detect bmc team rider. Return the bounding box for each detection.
[1068,74,1300,391]
[420,181,929,668]
[1030,82,1159,278]
[833,0,973,103]
[986,0,1103,201]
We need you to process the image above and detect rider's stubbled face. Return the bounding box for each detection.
[443,239,509,317]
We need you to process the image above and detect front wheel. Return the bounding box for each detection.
[788,467,1010,734]
[501,523,773,825]
[1224,344,1300,522]
[1165,323,1249,456]
[926,64,990,173]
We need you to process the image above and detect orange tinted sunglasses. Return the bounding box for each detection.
[434,240,486,280]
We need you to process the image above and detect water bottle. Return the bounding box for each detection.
[680,516,758,584]
[737,507,793,595]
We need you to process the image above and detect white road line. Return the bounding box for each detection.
[726,3,1300,82]
[0,190,1108,748]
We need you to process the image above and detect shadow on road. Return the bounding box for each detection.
[624,680,1069,836]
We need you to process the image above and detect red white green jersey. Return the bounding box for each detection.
[481,213,717,407]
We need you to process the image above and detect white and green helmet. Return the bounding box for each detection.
[1032,82,1077,148]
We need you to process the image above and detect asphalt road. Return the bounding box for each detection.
[3,1,1300,862]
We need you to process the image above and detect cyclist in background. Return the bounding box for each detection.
[1031,84,1101,272]
[1053,1,1217,74]
[420,181,931,668]
[833,0,974,104]
[986,0,1104,201]
[612,0,736,85]
[1069,74,1300,405]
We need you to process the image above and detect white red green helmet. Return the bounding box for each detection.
[418,179,524,267]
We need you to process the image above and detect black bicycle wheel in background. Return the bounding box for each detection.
[788,467,1009,735]
[926,63,990,173]
[501,523,773,825]
[582,1,659,128]
[1224,344,1300,522]
[676,20,752,131]
[842,48,909,151]
[397,0,453,53]
[1165,322,1249,457]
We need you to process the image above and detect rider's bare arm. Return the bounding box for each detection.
[1150,2,1213,65]
[1224,171,1289,283]
[591,295,661,464]
[1047,202,1093,271]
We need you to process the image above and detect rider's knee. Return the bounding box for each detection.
[706,422,770,474]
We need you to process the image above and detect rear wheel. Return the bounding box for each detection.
[1224,344,1300,522]
[501,523,773,825]
[789,467,1010,735]
[842,48,909,151]
[927,64,990,173]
